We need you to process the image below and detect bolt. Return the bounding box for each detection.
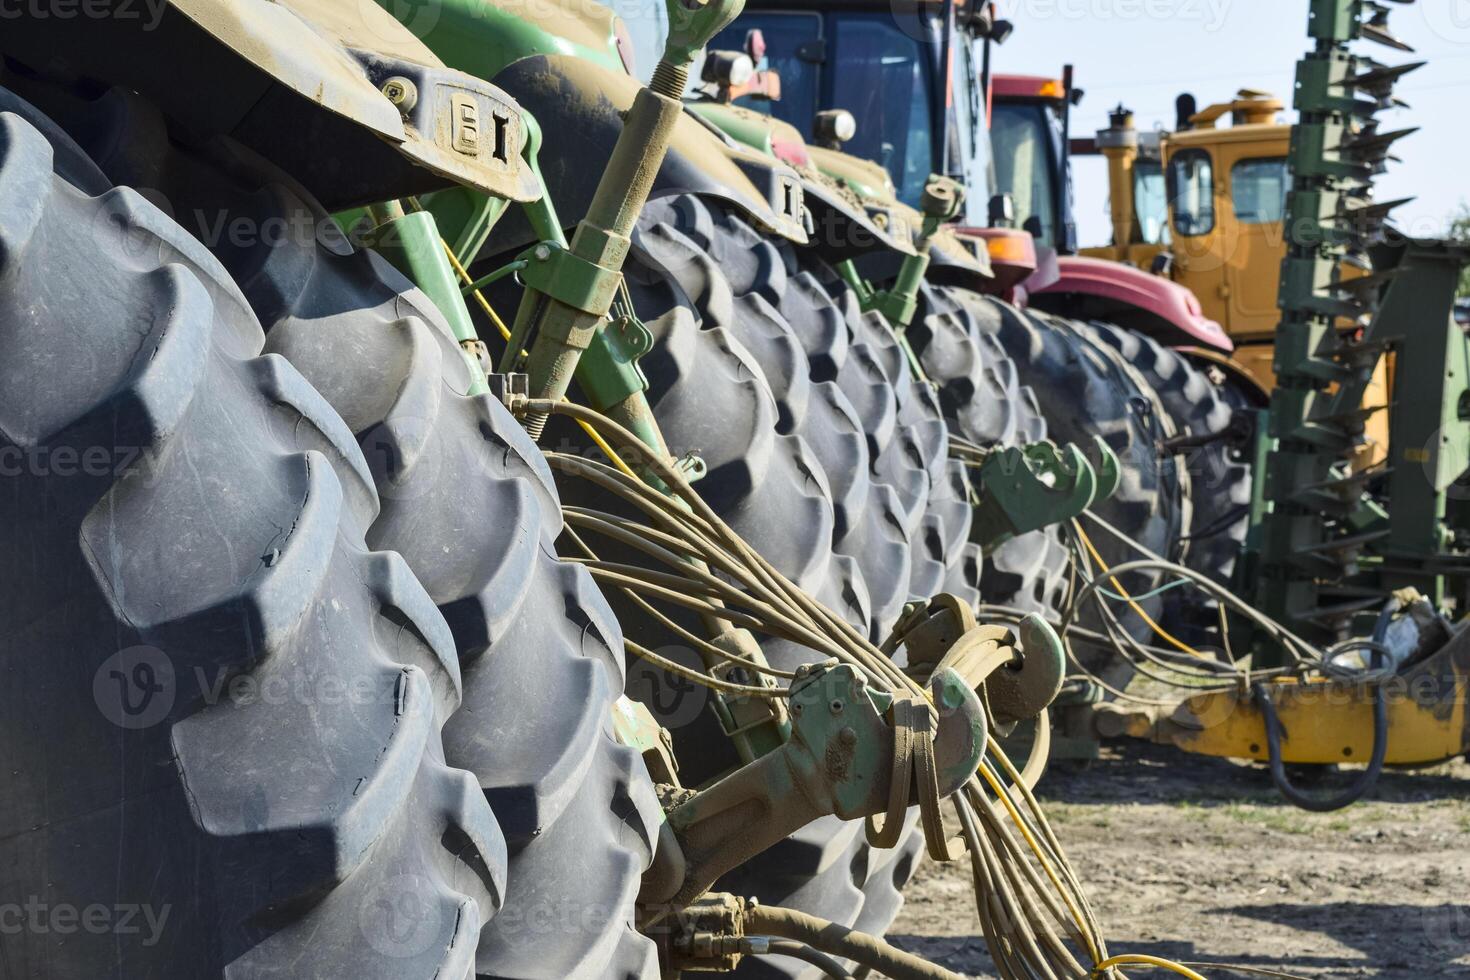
[838,727,857,747]
[829,699,844,715]
[380,76,418,113]
[534,244,552,260]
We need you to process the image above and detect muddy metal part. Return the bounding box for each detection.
[1091,617,1470,766]
[641,601,1065,912]
[644,663,984,910]
[0,0,546,209]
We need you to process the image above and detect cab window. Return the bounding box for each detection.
[1133,158,1168,245]
[1168,148,1215,236]
[709,12,822,133]
[829,15,935,204]
[991,102,1059,244]
[1231,157,1289,224]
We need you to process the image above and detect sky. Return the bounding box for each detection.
[986,0,1470,248]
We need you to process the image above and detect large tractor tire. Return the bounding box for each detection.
[0,99,503,977]
[955,292,1188,691]
[234,190,663,980]
[909,281,1070,621]
[14,80,664,978]
[611,194,963,978]
[1085,323,1250,645]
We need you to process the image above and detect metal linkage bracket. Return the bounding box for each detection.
[641,662,986,910]
[970,437,1118,549]
[863,175,965,330]
[517,239,625,318]
[888,595,1065,732]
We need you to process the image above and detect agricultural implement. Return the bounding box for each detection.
[0,0,1463,976]
[987,5,1470,801]
[704,0,1470,807]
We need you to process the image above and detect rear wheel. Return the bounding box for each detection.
[18,79,663,979]
[611,194,964,977]
[909,281,1069,620]
[1085,324,1250,646]
[954,292,1188,692]
[220,184,665,980]
[0,96,502,978]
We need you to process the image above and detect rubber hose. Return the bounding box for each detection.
[1252,662,1389,813]
[750,939,856,980]
[744,905,964,980]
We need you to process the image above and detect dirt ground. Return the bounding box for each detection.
[890,742,1470,978]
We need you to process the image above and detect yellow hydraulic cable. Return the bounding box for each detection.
[1091,954,1207,979]
[439,236,641,481]
[973,764,1101,964]
[440,236,516,342]
[1071,519,1207,660]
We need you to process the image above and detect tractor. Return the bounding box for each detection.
[0,0,1153,976]
[697,0,1470,804]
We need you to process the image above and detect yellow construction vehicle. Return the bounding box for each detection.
[1079,90,1392,461]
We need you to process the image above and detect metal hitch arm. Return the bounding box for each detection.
[648,663,986,910]
[516,0,745,437]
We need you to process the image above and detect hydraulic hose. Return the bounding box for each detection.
[744,938,855,980]
[1251,596,1396,812]
[1251,668,1388,813]
[743,905,965,980]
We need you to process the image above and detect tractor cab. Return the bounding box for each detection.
[988,73,1081,253]
[1083,90,1290,343]
[696,0,1002,228]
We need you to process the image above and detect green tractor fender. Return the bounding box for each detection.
[687,101,921,261]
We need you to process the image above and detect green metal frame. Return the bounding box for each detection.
[1250,0,1470,655]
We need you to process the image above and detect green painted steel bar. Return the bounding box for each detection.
[363,203,491,395]
[511,0,746,442]
[461,259,527,295]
